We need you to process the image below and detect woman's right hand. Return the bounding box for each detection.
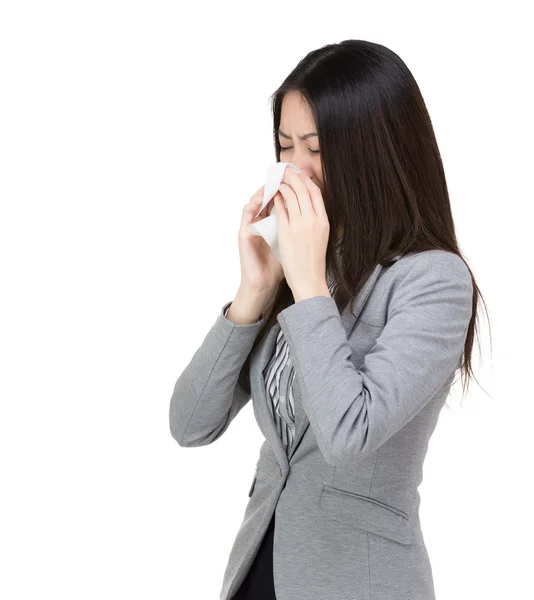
[238,185,285,295]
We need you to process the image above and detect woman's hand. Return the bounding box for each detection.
[273,169,331,303]
[238,185,285,295]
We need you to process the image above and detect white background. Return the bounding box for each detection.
[1,1,531,598]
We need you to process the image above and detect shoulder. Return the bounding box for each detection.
[373,250,473,313]
[425,249,471,282]
[387,249,471,284]
[352,250,473,328]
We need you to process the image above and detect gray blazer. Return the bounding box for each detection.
[169,249,473,600]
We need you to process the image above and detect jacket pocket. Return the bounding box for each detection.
[319,484,413,545]
[247,468,258,497]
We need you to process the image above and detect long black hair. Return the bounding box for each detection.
[242,39,490,401]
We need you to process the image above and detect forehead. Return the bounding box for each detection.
[279,91,316,132]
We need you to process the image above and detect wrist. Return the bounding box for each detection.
[292,281,331,304]
[226,286,277,325]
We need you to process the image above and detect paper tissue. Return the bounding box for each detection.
[249,162,303,263]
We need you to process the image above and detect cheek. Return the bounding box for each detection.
[314,162,324,187]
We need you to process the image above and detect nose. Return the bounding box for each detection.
[285,163,312,178]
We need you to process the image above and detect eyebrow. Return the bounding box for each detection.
[277,128,318,141]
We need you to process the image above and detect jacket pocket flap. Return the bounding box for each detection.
[319,485,413,545]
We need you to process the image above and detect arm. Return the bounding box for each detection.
[276,252,473,467]
[169,299,265,448]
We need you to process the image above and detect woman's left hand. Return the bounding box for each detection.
[273,169,331,303]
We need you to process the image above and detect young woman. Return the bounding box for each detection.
[169,39,489,600]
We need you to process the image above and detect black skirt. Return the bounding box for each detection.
[231,511,277,599]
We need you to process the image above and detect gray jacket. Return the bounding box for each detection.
[169,249,473,600]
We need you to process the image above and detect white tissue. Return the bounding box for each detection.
[249,162,303,262]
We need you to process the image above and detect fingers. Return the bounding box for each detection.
[299,173,327,219]
[264,197,275,216]
[254,196,275,220]
[281,170,314,217]
[273,193,288,226]
[252,184,265,199]
[243,196,263,220]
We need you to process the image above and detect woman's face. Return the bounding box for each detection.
[278,91,324,193]
[278,91,344,238]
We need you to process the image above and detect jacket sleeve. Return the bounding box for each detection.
[169,300,264,447]
[276,252,473,467]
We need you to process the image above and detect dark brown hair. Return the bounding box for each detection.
[242,39,491,401]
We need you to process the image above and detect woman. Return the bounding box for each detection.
[169,39,489,600]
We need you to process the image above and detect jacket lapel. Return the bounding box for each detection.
[250,261,387,472]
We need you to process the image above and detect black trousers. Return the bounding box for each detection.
[231,511,277,599]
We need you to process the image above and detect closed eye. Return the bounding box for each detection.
[280,147,320,155]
